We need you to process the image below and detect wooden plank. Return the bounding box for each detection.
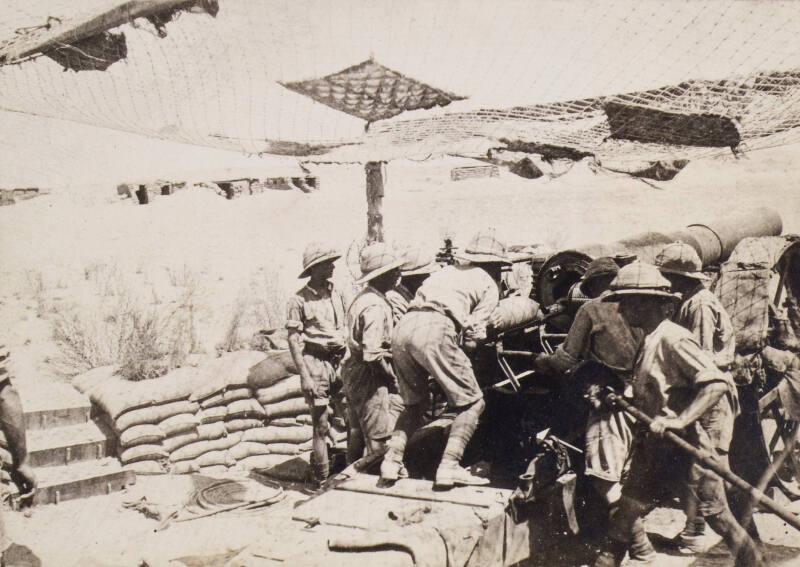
[759,387,780,412]
[365,162,385,243]
[333,474,509,509]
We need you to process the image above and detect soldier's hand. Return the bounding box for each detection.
[488,309,503,330]
[300,376,319,400]
[649,416,684,437]
[15,462,37,496]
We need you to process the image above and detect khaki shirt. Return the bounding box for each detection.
[285,281,346,350]
[346,286,393,363]
[557,297,643,374]
[675,287,735,368]
[633,320,738,449]
[386,284,414,325]
[409,265,499,340]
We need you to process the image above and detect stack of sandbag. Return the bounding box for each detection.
[230,350,346,474]
[72,351,268,475]
[73,349,346,478]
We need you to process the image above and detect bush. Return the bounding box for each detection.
[51,268,200,381]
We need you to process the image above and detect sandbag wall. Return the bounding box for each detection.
[73,350,344,477]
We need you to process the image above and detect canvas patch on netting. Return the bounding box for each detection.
[716,268,773,351]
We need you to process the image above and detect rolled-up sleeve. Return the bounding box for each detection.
[360,305,391,362]
[285,296,304,332]
[465,278,500,341]
[562,305,593,361]
[669,337,733,390]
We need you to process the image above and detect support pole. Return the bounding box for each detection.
[365,161,385,244]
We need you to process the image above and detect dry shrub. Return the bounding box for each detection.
[217,268,289,353]
[51,271,200,381]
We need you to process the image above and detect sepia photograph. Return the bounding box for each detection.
[0,1,799,565]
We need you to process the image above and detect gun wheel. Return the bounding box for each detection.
[758,387,800,499]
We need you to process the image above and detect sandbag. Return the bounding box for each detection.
[196,450,235,468]
[255,375,302,406]
[198,465,229,475]
[0,447,11,466]
[116,400,199,431]
[124,460,167,475]
[229,442,272,461]
[92,366,204,419]
[199,387,253,409]
[197,422,227,441]
[269,417,300,427]
[159,413,200,436]
[169,432,241,463]
[246,350,297,389]
[227,398,266,420]
[296,414,313,426]
[224,418,263,434]
[120,444,168,465]
[163,430,199,453]
[198,406,227,424]
[263,397,308,420]
[72,365,117,394]
[171,460,199,475]
[491,297,542,332]
[191,351,268,401]
[243,425,312,445]
[264,443,300,456]
[120,424,166,448]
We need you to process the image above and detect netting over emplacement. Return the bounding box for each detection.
[1,0,800,164]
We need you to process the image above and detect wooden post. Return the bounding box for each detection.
[365,161,385,243]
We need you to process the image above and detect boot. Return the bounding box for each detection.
[434,460,490,489]
[593,539,628,567]
[629,518,656,563]
[307,457,329,490]
[380,451,405,483]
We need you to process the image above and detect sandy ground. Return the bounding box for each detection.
[2,473,800,566]
[0,141,799,565]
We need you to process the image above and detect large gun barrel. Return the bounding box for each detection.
[534,207,782,306]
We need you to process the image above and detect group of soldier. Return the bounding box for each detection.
[286,229,508,491]
[287,230,763,567]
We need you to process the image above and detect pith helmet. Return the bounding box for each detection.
[579,257,619,294]
[400,248,440,276]
[603,261,680,301]
[655,241,709,281]
[299,242,341,278]
[355,243,404,285]
[456,229,512,265]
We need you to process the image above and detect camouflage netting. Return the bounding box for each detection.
[715,236,800,352]
[1,1,800,165]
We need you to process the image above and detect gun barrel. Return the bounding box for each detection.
[535,207,782,306]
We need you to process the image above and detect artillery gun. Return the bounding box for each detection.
[468,207,800,532]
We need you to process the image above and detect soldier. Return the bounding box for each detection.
[0,345,36,562]
[342,243,405,461]
[286,243,347,487]
[593,262,763,567]
[386,248,440,325]
[533,257,652,561]
[381,229,509,489]
[655,242,739,552]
